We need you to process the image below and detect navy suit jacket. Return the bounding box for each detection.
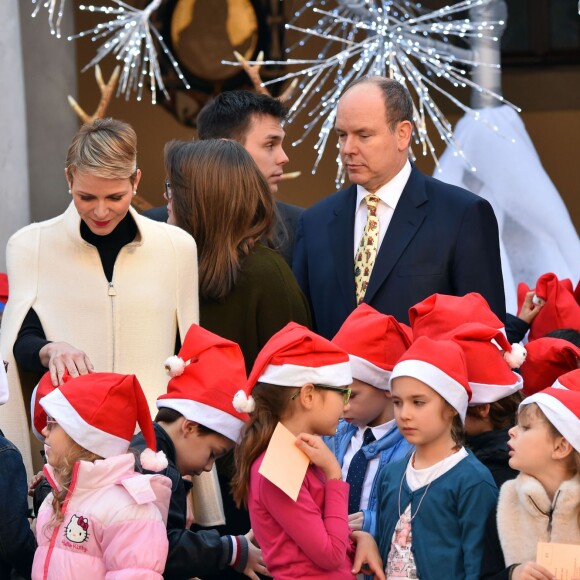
[293,166,506,339]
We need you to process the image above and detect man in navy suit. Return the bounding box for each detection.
[145,91,303,266]
[293,77,505,339]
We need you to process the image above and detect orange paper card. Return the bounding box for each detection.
[536,542,580,579]
[258,422,310,501]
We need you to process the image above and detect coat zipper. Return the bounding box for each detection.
[108,282,117,372]
[527,489,561,538]
[43,462,81,579]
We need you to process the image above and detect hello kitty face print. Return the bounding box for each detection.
[64,515,89,543]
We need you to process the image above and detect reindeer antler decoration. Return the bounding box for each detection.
[67,65,121,125]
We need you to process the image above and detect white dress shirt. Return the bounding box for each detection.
[353,160,412,257]
[341,419,397,510]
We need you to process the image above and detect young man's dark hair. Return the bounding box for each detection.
[197,91,288,142]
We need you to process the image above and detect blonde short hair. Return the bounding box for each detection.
[66,118,138,184]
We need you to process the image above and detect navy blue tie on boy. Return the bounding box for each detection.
[346,427,376,514]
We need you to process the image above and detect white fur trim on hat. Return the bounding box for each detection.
[390,359,469,422]
[469,373,524,405]
[349,355,391,391]
[259,361,352,388]
[521,393,580,454]
[157,398,245,443]
[41,389,129,458]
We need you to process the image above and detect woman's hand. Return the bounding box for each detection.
[243,530,269,579]
[295,433,342,480]
[350,530,385,580]
[511,562,556,580]
[39,341,94,386]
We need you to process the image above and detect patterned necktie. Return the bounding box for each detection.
[354,194,380,305]
[346,428,376,514]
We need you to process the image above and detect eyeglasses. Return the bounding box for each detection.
[291,385,352,405]
[45,416,58,432]
[163,179,173,202]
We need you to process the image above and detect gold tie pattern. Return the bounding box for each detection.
[354,194,380,304]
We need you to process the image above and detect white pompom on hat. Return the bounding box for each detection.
[389,336,471,422]
[520,368,580,454]
[332,304,412,391]
[234,322,352,413]
[158,324,249,443]
[39,372,167,471]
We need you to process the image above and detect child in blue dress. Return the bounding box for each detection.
[375,336,498,579]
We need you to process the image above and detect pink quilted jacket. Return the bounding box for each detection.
[32,453,171,580]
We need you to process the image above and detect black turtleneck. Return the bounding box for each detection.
[13,213,138,373]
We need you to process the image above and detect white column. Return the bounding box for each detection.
[0,0,30,272]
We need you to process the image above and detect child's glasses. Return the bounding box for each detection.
[45,416,58,432]
[291,385,352,405]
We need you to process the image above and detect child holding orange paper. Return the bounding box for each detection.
[486,368,580,580]
[231,323,385,580]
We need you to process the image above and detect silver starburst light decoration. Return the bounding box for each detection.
[69,0,190,104]
[31,0,67,38]
[226,0,520,185]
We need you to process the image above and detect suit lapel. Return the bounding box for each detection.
[328,185,358,311]
[364,166,428,304]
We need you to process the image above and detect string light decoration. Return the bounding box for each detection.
[31,0,67,38]
[226,0,520,184]
[69,0,190,104]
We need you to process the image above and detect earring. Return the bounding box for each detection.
[133,190,137,196]
[68,189,72,195]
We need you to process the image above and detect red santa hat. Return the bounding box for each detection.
[159,324,249,443]
[332,304,412,390]
[389,336,471,422]
[409,293,504,340]
[0,273,8,304]
[520,370,580,453]
[448,323,524,405]
[39,372,167,470]
[520,338,580,396]
[233,322,352,413]
[518,273,580,341]
[30,371,73,442]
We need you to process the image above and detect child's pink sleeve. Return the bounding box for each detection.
[259,473,352,570]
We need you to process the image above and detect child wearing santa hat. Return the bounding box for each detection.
[0,353,37,578]
[131,324,266,580]
[327,304,413,537]
[488,368,580,580]
[32,372,171,580]
[374,336,498,580]
[231,322,385,580]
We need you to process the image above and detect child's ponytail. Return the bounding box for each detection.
[232,383,294,508]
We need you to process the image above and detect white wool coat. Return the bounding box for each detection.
[0,203,198,474]
[497,472,580,565]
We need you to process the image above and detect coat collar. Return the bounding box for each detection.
[64,201,144,248]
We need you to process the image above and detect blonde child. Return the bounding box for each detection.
[32,372,171,579]
[375,336,498,579]
[231,322,385,580]
[493,368,580,580]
